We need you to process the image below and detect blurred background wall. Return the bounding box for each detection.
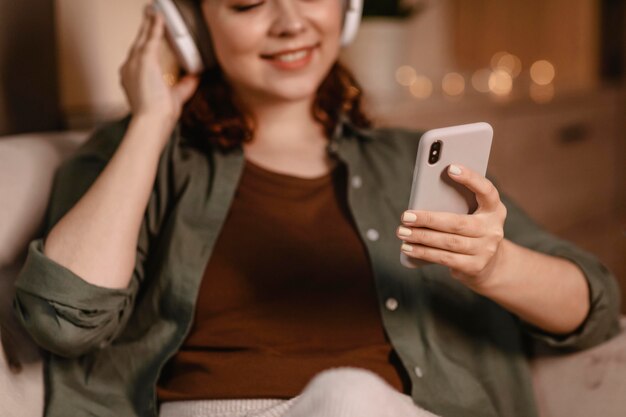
[0,0,62,134]
[0,0,624,309]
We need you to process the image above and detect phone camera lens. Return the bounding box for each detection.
[428,140,442,164]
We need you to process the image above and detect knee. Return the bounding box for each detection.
[297,367,397,413]
[287,368,430,417]
[307,367,392,399]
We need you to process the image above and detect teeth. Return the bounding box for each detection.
[275,49,309,62]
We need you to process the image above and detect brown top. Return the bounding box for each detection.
[157,158,408,401]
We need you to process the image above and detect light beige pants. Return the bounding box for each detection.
[159,367,440,417]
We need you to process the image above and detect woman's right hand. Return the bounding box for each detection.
[119,5,200,133]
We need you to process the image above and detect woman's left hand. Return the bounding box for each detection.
[397,164,508,290]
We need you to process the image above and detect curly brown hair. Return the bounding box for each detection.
[180,60,372,151]
[180,0,372,150]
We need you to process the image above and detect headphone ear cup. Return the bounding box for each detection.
[340,0,363,46]
[173,0,216,69]
[167,0,362,72]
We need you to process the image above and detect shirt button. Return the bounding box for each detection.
[351,175,362,189]
[385,297,399,311]
[366,228,379,241]
[414,366,424,378]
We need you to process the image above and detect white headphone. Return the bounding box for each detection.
[340,0,364,46]
[153,0,363,74]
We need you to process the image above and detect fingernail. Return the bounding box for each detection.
[145,4,154,16]
[402,212,417,223]
[449,164,462,175]
[401,243,413,253]
[398,226,412,237]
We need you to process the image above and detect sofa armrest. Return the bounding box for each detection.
[0,326,44,417]
[531,317,626,417]
[0,131,89,417]
[0,131,89,267]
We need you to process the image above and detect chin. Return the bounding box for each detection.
[228,56,335,104]
[242,74,324,103]
[264,65,335,102]
[270,81,322,101]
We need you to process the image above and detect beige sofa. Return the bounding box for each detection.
[1,130,625,417]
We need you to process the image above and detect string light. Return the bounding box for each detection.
[442,72,465,97]
[494,53,522,78]
[488,70,513,96]
[530,60,556,85]
[409,75,433,99]
[490,51,508,70]
[391,55,557,103]
[472,69,491,93]
[395,65,417,87]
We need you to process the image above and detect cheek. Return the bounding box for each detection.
[211,26,264,68]
[204,10,265,69]
[315,0,343,37]
[310,0,343,58]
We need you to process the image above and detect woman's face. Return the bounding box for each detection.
[201,0,343,104]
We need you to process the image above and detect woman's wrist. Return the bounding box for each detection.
[464,238,516,296]
[467,239,591,334]
[132,111,177,132]
[128,112,178,150]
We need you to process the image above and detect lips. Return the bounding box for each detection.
[260,43,320,60]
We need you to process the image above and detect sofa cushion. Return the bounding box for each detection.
[531,317,626,417]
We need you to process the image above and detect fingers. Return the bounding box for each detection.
[400,242,472,272]
[132,6,155,53]
[399,165,507,279]
[447,164,501,211]
[144,8,165,52]
[401,210,484,237]
[130,5,165,57]
[121,5,165,83]
[172,74,201,103]
[397,226,477,255]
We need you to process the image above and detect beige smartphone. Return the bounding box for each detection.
[401,122,493,269]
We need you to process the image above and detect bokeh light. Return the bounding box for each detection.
[530,60,556,85]
[488,70,513,96]
[409,75,433,99]
[490,51,508,70]
[472,69,492,93]
[442,72,465,97]
[494,53,522,78]
[395,65,417,86]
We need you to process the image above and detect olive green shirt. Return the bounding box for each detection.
[13,115,621,417]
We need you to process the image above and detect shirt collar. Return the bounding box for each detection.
[331,112,375,144]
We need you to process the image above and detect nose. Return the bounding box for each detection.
[269,0,306,38]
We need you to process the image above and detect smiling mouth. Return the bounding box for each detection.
[260,44,320,62]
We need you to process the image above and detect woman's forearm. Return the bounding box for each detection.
[473,239,590,335]
[43,114,172,289]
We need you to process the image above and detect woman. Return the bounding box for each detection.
[13,1,620,416]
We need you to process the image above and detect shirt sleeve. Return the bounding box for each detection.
[501,192,622,351]
[13,238,141,357]
[12,117,164,358]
